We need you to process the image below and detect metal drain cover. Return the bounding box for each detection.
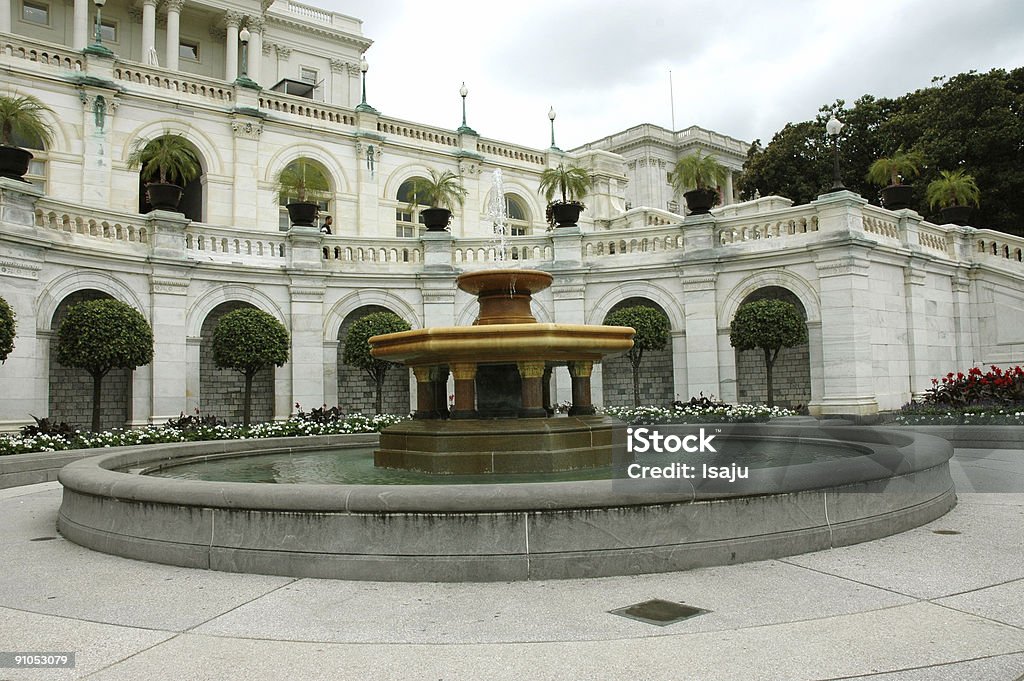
[609,599,709,626]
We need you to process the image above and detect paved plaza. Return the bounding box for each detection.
[0,447,1022,681]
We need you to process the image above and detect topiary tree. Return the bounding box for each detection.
[342,311,411,414]
[604,305,670,407]
[730,299,807,408]
[56,299,154,432]
[212,308,289,426]
[0,295,15,364]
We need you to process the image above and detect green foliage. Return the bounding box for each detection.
[605,305,670,407]
[926,169,981,209]
[738,68,1024,233]
[274,158,331,204]
[866,147,924,186]
[0,296,15,364]
[538,163,591,205]
[126,133,201,185]
[56,299,154,377]
[730,299,807,408]
[0,94,55,148]
[342,311,410,414]
[212,308,289,375]
[671,152,728,192]
[406,169,467,212]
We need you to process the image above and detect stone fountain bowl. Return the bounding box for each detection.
[456,268,553,296]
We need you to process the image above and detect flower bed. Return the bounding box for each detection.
[894,365,1024,425]
[0,413,408,456]
[889,406,1024,426]
[602,403,795,425]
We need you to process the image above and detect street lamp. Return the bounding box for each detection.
[457,82,476,135]
[84,0,114,56]
[548,106,560,151]
[355,58,378,113]
[826,115,845,192]
[234,26,258,89]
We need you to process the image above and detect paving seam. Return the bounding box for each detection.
[929,601,1024,633]
[0,604,174,634]
[928,575,1024,601]
[776,558,924,600]
[814,650,1024,680]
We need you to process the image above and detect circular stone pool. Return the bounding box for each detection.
[56,423,956,582]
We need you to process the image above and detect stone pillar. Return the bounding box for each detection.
[433,367,450,419]
[287,225,324,270]
[354,122,381,236]
[289,282,325,413]
[450,362,477,419]
[329,59,352,108]
[72,0,89,49]
[903,258,930,401]
[224,11,241,82]
[548,274,585,407]
[229,114,262,228]
[455,156,481,237]
[413,366,438,419]
[78,89,118,209]
[681,272,720,399]
[567,361,595,416]
[517,361,547,418]
[672,329,689,402]
[246,17,264,84]
[147,209,190,259]
[141,0,157,63]
[724,171,735,205]
[148,275,189,423]
[682,213,716,252]
[165,0,183,71]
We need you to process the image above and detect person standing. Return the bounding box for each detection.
[320,215,333,234]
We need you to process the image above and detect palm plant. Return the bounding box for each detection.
[126,133,200,186]
[406,169,467,212]
[867,148,923,187]
[671,152,727,193]
[274,159,331,204]
[538,164,591,205]
[926,169,980,209]
[0,94,55,148]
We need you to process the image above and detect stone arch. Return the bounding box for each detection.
[121,121,225,176]
[47,289,133,431]
[4,86,71,152]
[336,305,412,415]
[264,144,350,193]
[323,290,420,343]
[383,163,449,201]
[600,296,675,408]
[36,270,147,333]
[128,132,209,222]
[730,285,812,409]
[586,281,685,331]
[719,270,821,326]
[198,301,274,424]
[186,285,285,338]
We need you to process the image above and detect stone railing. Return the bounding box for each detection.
[916,221,951,255]
[322,237,423,265]
[975,230,1024,266]
[377,118,457,147]
[583,224,684,258]
[259,91,355,126]
[0,34,83,72]
[453,236,552,265]
[284,0,333,24]
[715,205,820,245]
[113,63,234,103]
[184,224,287,261]
[861,205,901,242]
[476,139,546,165]
[34,202,149,246]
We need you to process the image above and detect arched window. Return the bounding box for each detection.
[135,135,205,222]
[395,177,428,238]
[13,128,47,193]
[505,194,530,236]
[277,158,332,231]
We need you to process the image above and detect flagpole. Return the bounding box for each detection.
[669,69,676,130]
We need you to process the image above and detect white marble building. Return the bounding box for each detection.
[2,0,1024,430]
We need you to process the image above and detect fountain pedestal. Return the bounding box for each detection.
[370,269,634,474]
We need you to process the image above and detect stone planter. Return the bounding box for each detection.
[938,205,973,226]
[421,207,451,231]
[684,188,718,215]
[146,182,185,212]
[0,146,32,181]
[880,184,915,211]
[550,202,583,227]
[286,202,319,227]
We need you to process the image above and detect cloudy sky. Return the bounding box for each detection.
[323,0,1024,150]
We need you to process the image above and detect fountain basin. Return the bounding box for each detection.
[56,424,956,582]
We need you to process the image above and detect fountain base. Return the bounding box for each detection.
[375,415,622,474]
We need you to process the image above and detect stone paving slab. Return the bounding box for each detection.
[838,653,1024,680]
[935,579,1024,629]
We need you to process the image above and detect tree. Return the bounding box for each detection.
[538,163,591,205]
[211,308,289,426]
[342,311,411,414]
[729,299,807,408]
[406,169,468,211]
[0,94,55,148]
[55,299,154,432]
[604,306,670,407]
[0,296,15,363]
[126,132,201,186]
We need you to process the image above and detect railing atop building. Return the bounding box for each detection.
[582,223,684,258]
[976,230,1024,265]
[0,34,83,72]
[113,63,234,104]
[321,236,423,265]
[184,224,288,262]
[716,204,820,245]
[34,201,149,246]
[260,91,356,126]
[476,139,546,166]
[377,118,458,147]
[453,236,553,265]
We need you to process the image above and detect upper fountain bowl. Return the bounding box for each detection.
[456,268,553,325]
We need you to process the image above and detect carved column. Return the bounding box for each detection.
[164,0,183,71]
[72,0,88,49]
[450,363,477,419]
[141,0,157,63]
[542,366,554,415]
[413,366,439,419]
[246,17,264,84]
[224,11,241,81]
[568,361,595,416]
[517,361,547,418]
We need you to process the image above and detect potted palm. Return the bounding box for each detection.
[407,169,468,231]
[538,163,591,227]
[126,133,201,212]
[672,152,727,215]
[867,147,923,211]
[0,94,55,182]
[926,169,980,226]
[274,159,331,227]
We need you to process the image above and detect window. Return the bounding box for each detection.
[300,67,317,84]
[395,178,428,238]
[505,194,530,236]
[99,19,117,43]
[179,40,200,61]
[13,129,46,193]
[22,0,49,24]
[277,159,331,231]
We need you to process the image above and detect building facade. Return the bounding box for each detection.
[2,0,1024,430]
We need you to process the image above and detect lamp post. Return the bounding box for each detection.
[548,106,561,152]
[83,0,113,56]
[356,58,378,113]
[826,115,845,192]
[234,26,258,89]
[456,82,477,135]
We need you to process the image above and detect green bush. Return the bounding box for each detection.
[729,299,807,408]
[604,306,671,407]
[342,311,411,414]
[211,308,289,425]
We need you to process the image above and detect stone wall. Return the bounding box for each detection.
[337,306,411,415]
[735,344,811,408]
[48,290,132,431]
[199,302,274,424]
[601,347,674,407]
